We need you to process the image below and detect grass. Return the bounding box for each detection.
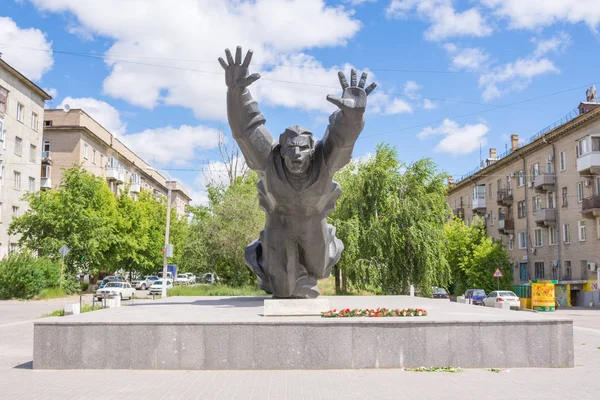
[318,276,377,296]
[167,284,266,297]
[41,304,105,318]
[36,287,70,300]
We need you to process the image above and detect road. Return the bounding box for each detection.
[0,297,599,400]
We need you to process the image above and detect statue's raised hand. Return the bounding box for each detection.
[326,69,376,115]
[219,46,260,89]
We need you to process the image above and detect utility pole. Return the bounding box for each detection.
[148,168,172,299]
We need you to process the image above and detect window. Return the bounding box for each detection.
[0,118,4,148]
[9,243,18,253]
[489,183,493,198]
[0,160,3,186]
[518,232,527,249]
[577,182,584,203]
[0,86,8,115]
[563,223,570,244]
[533,196,542,212]
[11,206,19,217]
[29,145,36,163]
[28,177,35,192]
[562,187,568,207]
[534,228,543,247]
[594,136,600,151]
[31,112,38,131]
[41,164,50,179]
[508,238,514,251]
[534,262,545,279]
[597,217,600,240]
[551,265,558,280]
[581,260,588,277]
[546,160,553,174]
[547,192,555,209]
[549,226,556,245]
[597,177,600,196]
[13,171,20,190]
[518,201,527,218]
[489,211,495,226]
[83,143,89,159]
[14,136,22,156]
[519,263,528,280]
[16,103,24,122]
[43,140,50,152]
[559,151,566,171]
[92,150,97,164]
[531,163,540,179]
[518,170,525,187]
[564,261,572,280]
[578,220,586,241]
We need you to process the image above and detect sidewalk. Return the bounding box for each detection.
[1,299,599,400]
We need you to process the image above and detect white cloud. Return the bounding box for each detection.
[120,125,223,166]
[423,98,438,110]
[417,118,489,155]
[191,156,248,205]
[344,0,377,4]
[43,87,58,98]
[368,91,413,115]
[403,80,422,98]
[28,0,361,119]
[478,58,559,101]
[481,0,600,31]
[386,0,492,41]
[58,97,126,135]
[532,32,571,58]
[447,46,491,72]
[0,16,53,81]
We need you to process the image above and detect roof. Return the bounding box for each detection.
[0,58,52,101]
[448,105,600,194]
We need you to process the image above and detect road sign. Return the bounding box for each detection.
[493,268,503,278]
[59,244,70,257]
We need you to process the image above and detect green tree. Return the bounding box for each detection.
[330,143,451,296]
[444,216,513,294]
[9,165,119,276]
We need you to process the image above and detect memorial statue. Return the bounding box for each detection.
[219,46,376,298]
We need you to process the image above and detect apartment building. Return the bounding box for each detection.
[42,109,191,216]
[447,91,600,307]
[0,58,52,258]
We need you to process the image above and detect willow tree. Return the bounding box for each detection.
[330,143,450,296]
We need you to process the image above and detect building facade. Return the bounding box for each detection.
[42,109,191,216]
[447,96,600,306]
[0,59,52,258]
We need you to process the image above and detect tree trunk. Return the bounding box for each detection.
[334,265,341,294]
[342,270,348,294]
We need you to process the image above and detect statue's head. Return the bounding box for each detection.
[279,125,315,175]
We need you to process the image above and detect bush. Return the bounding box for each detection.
[0,252,64,299]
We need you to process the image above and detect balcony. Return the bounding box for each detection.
[533,173,554,193]
[497,189,513,206]
[41,151,51,165]
[106,168,124,183]
[534,208,556,227]
[577,152,600,175]
[498,218,514,234]
[582,195,600,218]
[130,183,141,193]
[472,197,486,215]
[40,177,51,190]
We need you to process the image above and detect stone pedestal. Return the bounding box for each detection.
[263,298,330,316]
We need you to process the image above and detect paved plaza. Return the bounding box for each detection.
[0,296,599,399]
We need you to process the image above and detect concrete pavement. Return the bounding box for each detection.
[1,297,599,399]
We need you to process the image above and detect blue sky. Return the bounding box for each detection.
[2,0,600,203]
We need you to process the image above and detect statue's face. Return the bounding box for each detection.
[281,135,313,175]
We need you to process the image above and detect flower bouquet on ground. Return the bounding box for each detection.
[321,307,427,318]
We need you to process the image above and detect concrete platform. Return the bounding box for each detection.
[33,296,574,370]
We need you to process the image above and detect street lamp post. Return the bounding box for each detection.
[148,168,172,299]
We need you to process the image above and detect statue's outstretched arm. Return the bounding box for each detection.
[322,69,376,173]
[219,46,275,173]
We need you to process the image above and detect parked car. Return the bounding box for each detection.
[149,279,173,294]
[96,282,135,300]
[201,273,220,285]
[483,291,520,308]
[184,273,196,284]
[132,275,159,290]
[465,288,486,305]
[432,287,449,299]
[175,274,191,285]
[98,275,125,289]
